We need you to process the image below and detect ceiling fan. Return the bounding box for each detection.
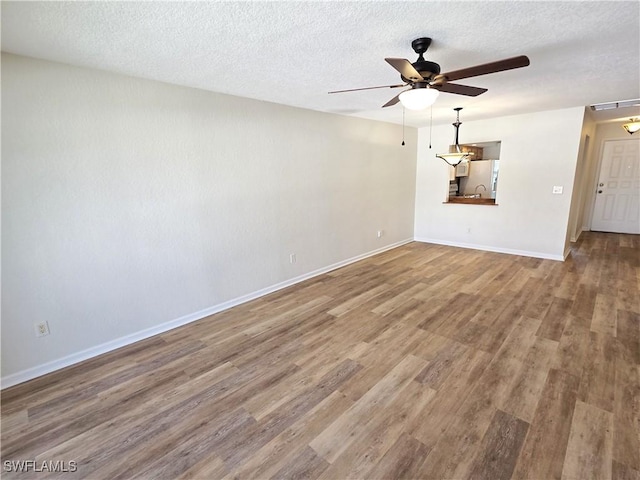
[329,37,530,109]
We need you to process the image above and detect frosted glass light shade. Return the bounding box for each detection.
[436,152,473,167]
[399,88,439,110]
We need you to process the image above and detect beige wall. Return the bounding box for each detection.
[566,108,597,247]
[1,53,417,384]
[414,107,585,260]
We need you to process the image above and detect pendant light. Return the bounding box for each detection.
[436,107,474,166]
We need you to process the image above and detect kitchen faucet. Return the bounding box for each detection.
[474,184,487,197]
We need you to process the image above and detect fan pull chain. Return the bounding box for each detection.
[401,107,405,146]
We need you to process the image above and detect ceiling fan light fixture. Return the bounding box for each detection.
[622,118,640,135]
[399,87,439,110]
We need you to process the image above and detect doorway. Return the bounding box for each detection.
[591,138,640,234]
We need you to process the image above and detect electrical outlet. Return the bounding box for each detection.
[289,253,296,264]
[35,321,50,337]
[377,230,383,238]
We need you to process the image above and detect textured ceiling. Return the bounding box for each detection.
[2,1,639,127]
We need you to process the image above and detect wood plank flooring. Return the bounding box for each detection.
[1,232,638,479]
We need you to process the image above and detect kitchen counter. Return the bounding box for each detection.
[445,197,497,205]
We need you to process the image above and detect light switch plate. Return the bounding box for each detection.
[552,186,563,194]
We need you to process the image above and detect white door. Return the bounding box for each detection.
[591,139,640,234]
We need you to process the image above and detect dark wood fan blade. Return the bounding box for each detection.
[385,58,424,82]
[328,84,406,94]
[434,83,488,97]
[382,92,403,108]
[441,55,530,82]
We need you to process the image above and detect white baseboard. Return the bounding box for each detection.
[414,237,565,261]
[1,238,413,389]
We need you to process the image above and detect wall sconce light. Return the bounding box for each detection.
[436,107,474,166]
[623,118,640,135]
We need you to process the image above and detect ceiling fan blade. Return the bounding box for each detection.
[328,83,406,94]
[382,91,403,108]
[441,55,530,82]
[385,58,424,82]
[434,83,488,97]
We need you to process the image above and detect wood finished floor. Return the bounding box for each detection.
[1,232,639,480]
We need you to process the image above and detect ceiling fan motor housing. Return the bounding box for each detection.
[406,60,441,83]
[404,37,442,82]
